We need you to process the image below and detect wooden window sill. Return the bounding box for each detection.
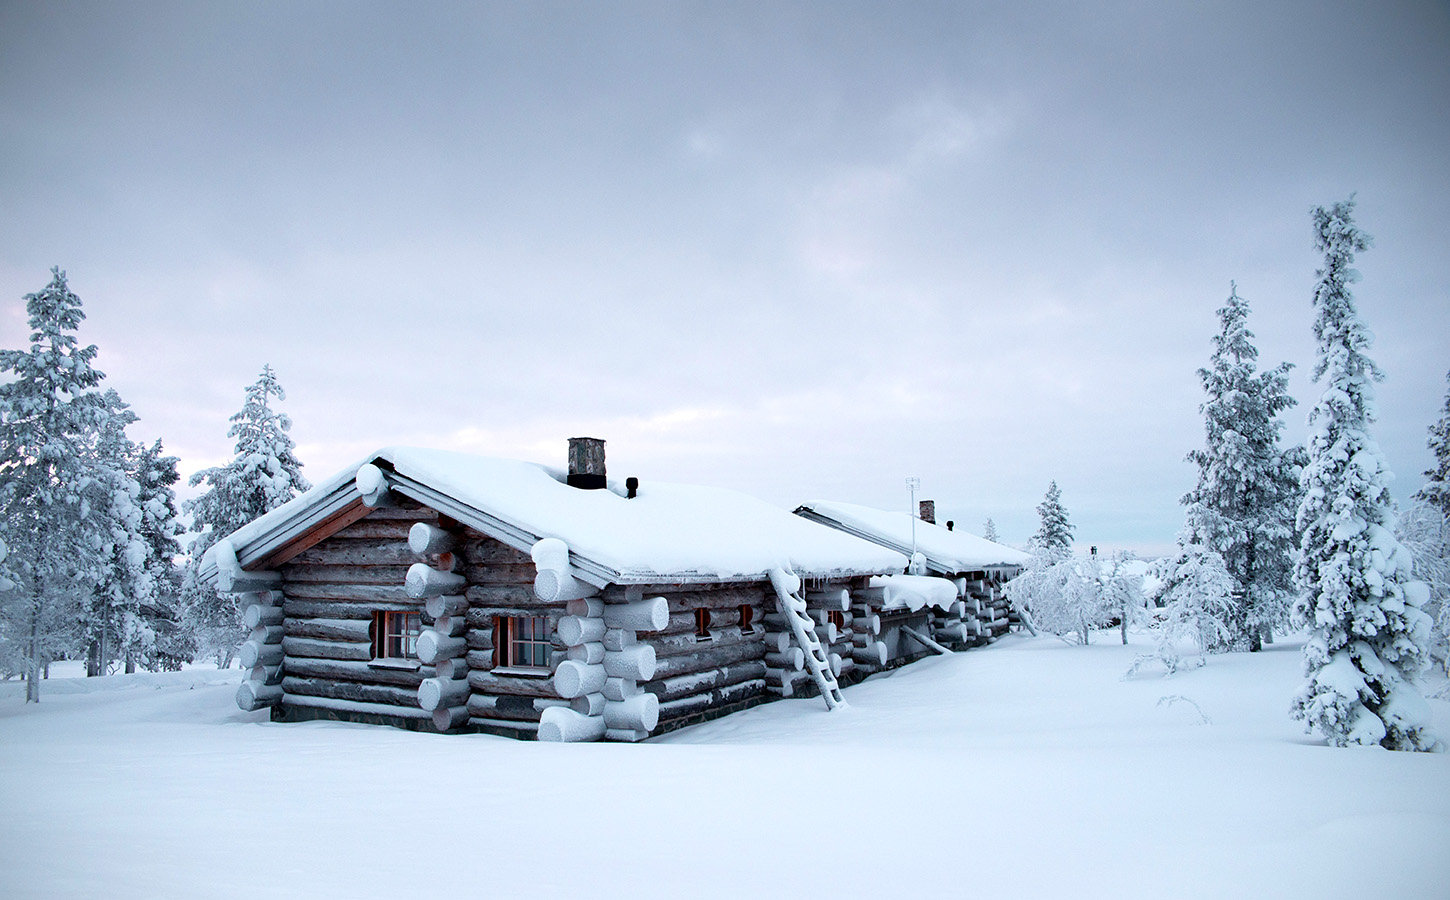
[368,659,421,671]
[493,666,551,679]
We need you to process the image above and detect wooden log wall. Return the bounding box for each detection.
[595,581,770,734]
[458,525,567,738]
[760,577,870,697]
[274,501,437,722]
[236,590,286,711]
[959,567,1017,646]
[409,520,470,732]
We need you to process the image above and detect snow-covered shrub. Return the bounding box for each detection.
[1398,500,1449,675]
[1006,553,1115,645]
[1128,545,1235,677]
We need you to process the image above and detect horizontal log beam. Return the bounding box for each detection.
[236,681,282,711]
[649,640,765,682]
[281,584,413,605]
[281,637,372,662]
[283,657,427,688]
[284,617,372,643]
[282,692,431,720]
[283,564,413,586]
[646,660,767,703]
[467,669,561,699]
[283,676,419,707]
[288,541,417,568]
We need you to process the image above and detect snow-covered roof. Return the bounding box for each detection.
[794,500,1030,574]
[203,447,907,587]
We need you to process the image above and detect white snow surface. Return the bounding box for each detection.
[213,447,907,581]
[799,499,1030,571]
[4,633,1447,900]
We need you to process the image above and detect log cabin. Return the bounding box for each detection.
[793,500,1030,664]
[199,438,940,741]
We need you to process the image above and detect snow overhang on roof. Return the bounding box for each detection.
[200,447,908,589]
[794,500,1030,574]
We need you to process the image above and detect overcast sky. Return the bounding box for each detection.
[2,1,1447,555]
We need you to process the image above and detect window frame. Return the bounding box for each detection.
[693,608,713,642]
[738,604,754,633]
[496,615,553,675]
[372,610,422,661]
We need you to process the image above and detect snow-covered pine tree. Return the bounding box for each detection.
[181,364,309,665]
[982,518,999,543]
[1181,283,1302,652]
[1031,481,1074,562]
[0,268,136,700]
[1416,370,1450,517]
[1290,198,1437,751]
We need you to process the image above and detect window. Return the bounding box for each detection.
[738,604,754,632]
[694,608,712,641]
[497,615,552,671]
[373,611,421,660]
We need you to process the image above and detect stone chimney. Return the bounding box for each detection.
[567,437,607,489]
[919,500,935,524]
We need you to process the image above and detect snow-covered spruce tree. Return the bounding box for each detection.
[1400,372,1450,676]
[1290,198,1436,751]
[1416,370,1450,517]
[1181,283,1302,652]
[130,438,187,670]
[181,364,309,665]
[982,518,999,543]
[81,390,154,677]
[0,268,141,700]
[1030,481,1074,562]
[84,394,187,674]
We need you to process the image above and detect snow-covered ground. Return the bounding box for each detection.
[2,633,1446,900]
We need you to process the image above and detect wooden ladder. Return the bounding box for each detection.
[769,568,846,710]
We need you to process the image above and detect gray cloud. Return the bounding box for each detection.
[2,1,1446,555]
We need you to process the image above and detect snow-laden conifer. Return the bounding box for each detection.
[1398,502,1449,677]
[181,364,309,664]
[1030,481,1073,561]
[0,269,147,700]
[982,518,999,543]
[81,390,154,676]
[1416,370,1450,517]
[1181,283,1302,651]
[1290,199,1437,751]
[1400,373,1450,675]
[130,438,187,669]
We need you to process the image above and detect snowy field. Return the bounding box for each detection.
[2,633,1447,900]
